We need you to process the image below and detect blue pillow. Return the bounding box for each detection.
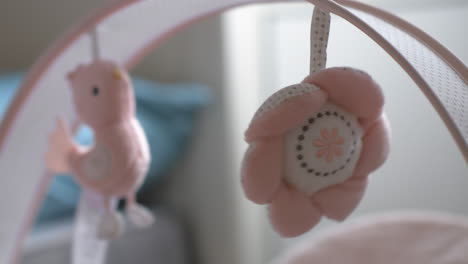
[0,73,211,225]
[0,73,23,117]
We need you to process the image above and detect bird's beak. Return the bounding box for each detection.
[113,68,124,80]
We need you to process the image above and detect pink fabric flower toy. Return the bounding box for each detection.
[45,60,154,240]
[241,8,390,237]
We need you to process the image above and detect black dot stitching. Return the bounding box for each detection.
[295,109,360,176]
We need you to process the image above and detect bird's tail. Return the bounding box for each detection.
[45,118,75,173]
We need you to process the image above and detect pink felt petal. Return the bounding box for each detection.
[334,146,343,156]
[245,90,327,143]
[241,137,283,204]
[354,114,391,176]
[334,136,344,145]
[321,128,330,140]
[269,183,322,237]
[313,139,327,147]
[305,67,384,126]
[313,177,368,221]
[316,148,328,158]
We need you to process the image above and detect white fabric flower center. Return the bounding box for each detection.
[284,102,363,195]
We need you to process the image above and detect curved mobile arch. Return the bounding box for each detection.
[0,0,466,263]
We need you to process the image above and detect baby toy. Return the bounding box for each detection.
[242,7,390,237]
[46,60,154,239]
[0,0,466,263]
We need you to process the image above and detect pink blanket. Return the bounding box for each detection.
[275,212,468,264]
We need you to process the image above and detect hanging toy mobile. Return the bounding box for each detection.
[241,7,390,237]
[45,29,154,240]
[0,0,466,263]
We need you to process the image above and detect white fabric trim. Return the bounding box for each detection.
[309,7,331,74]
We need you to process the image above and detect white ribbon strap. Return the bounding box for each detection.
[72,189,111,264]
[90,27,101,61]
[310,6,331,74]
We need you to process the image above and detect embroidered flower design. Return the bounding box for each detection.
[313,128,344,162]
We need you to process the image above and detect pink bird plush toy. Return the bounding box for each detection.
[46,60,154,239]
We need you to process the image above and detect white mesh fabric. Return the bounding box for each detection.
[348,8,468,151]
